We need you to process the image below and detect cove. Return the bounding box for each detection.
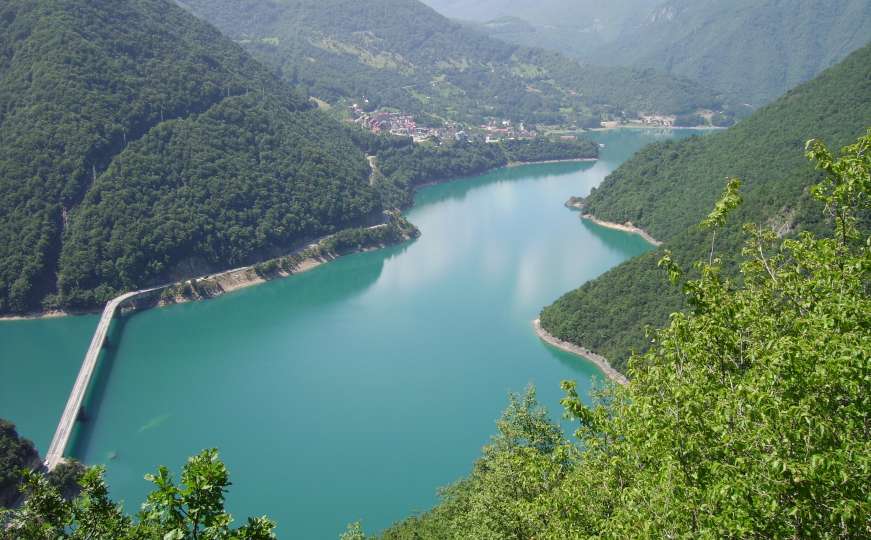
[0,129,700,538]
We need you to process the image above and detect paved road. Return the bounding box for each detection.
[44,288,158,470]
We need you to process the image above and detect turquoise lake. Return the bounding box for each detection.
[0,129,699,538]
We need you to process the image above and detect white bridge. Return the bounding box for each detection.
[44,288,162,470]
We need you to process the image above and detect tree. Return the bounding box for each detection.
[1,449,275,540]
[381,130,871,538]
[554,130,871,538]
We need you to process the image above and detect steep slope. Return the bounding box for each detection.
[423,0,659,58]
[540,42,871,371]
[177,0,730,126]
[598,0,871,106]
[0,0,378,313]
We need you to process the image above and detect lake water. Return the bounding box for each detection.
[0,129,698,538]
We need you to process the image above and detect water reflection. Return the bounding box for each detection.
[0,130,703,539]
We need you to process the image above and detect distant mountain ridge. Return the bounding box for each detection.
[540,42,871,371]
[422,0,659,42]
[432,0,871,107]
[0,0,379,313]
[177,0,732,126]
[600,0,871,106]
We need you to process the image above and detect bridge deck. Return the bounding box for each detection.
[44,289,157,470]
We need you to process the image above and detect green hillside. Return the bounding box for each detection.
[375,130,870,537]
[176,0,730,126]
[539,42,871,371]
[598,0,871,106]
[0,0,379,314]
[4,133,868,540]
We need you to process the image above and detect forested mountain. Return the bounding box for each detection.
[422,0,659,59]
[0,0,379,313]
[595,0,871,106]
[540,42,871,371]
[432,0,871,108]
[176,0,731,126]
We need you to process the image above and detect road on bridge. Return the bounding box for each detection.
[44,288,160,470]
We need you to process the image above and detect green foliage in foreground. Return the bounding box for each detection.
[0,449,274,540]
[1,419,86,508]
[373,133,871,538]
[2,136,867,539]
[540,43,871,370]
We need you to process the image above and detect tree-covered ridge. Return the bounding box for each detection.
[501,137,598,163]
[375,134,871,539]
[57,96,377,308]
[0,0,382,314]
[177,0,731,126]
[539,43,871,370]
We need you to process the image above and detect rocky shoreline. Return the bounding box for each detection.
[565,198,663,246]
[2,217,419,321]
[1,159,594,321]
[532,319,628,385]
[507,157,597,167]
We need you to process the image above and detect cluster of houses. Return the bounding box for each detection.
[349,103,543,144]
[480,119,537,143]
[349,103,466,142]
[350,100,696,143]
[638,114,676,127]
[601,114,677,128]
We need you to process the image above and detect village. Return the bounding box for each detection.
[347,101,717,146]
[348,102,539,143]
[599,114,676,129]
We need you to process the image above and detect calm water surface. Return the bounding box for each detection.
[0,129,698,538]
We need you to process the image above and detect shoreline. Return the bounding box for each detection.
[1,222,416,322]
[150,252,336,309]
[507,157,597,167]
[581,214,663,246]
[565,200,662,246]
[413,156,598,190]
[0,157,593,321]
[0,249,333,321]
[532,319,628,386]
[588,125,727,132]
[0,310,72,321]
